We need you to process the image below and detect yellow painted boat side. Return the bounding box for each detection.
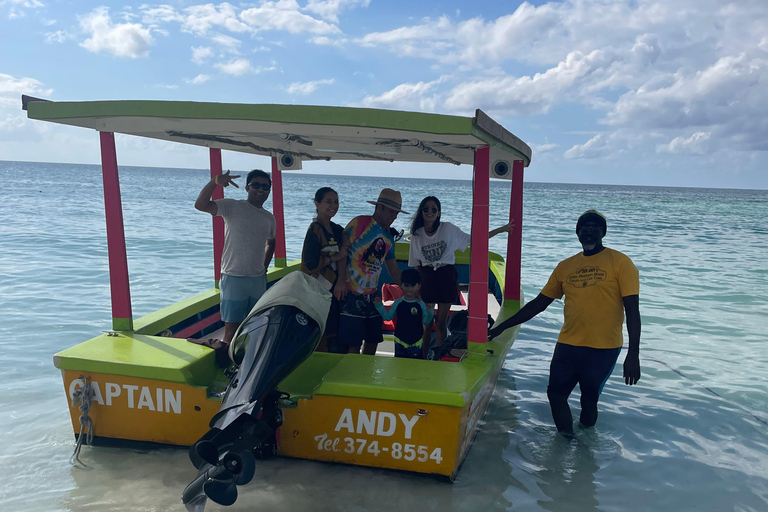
[62,370,220,446]
[279,395,463,477]
[278,363,502,478]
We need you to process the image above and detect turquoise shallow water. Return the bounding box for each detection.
[1,160,767,512]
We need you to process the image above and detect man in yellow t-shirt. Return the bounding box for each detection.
[488,210,641,435]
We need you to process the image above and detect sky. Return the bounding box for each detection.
[1,0,767,189]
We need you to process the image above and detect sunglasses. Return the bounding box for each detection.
[422,207,439,213]
[248,182,271,191]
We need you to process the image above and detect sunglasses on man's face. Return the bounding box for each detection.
[422,207,439,213]
[248,182,271,191]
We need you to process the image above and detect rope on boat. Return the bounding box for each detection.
[166,131,330,161]
[647,357,768,429]
[333,151,394,162]
[70,375,94,467]
[409,139,462,166]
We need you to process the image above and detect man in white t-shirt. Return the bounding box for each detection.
[195,169,276,345]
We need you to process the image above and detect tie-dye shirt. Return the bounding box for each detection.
[343,215,396,295]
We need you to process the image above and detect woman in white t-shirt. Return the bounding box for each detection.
[408,196,513,353]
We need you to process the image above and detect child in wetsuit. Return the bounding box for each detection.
[374,269,433,359]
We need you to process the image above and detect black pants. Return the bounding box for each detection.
[547,343,621,433]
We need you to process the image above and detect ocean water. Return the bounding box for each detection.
[1,160,767,512]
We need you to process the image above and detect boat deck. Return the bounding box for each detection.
[188,288,500,358]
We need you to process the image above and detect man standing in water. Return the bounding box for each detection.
[195,169,276,346]
[334,188,405,356]
[488,210,641,435]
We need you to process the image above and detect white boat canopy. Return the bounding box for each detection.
[22,97,531,170]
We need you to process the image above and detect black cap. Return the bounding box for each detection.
[576,210,607,235]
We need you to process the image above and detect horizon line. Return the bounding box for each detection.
[2,159,766,193]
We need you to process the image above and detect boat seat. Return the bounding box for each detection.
[192,324,399,358]
[450,291,501,318]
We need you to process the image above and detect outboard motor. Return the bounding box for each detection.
[182,272,331,511]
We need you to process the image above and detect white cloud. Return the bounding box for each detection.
[141,3,250,35]
[0,72,52,97]
[140,5,183,26]
[185,74,211,85]
[357,1,752,69]
[564,133,614,160]
[531,142,559,154]
[286,78,335,95]
[191,45,214,64]
[140,1,340,37]
[358,78,446,112]
[4,0,43,6]
[603,53,768,151]
[563,130,645,160]
[356,0,768,158]
[657,132,712,155]
[604,54,768,129]
[79,7,153,58]
[240,0,340,35]
[304,0,370,23]
[210,33,241,52]
[183,2,251,34]
[310,35,346,46]
[3,0,43,19]
[358,15,453,56]
[44,30,68,43]
[212,58,276,76]
[215,58,255,75]
[445,50,611,116]
[311,36,333,45]
[0,72,53,135]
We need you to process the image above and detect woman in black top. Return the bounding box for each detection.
[301,187,348,352]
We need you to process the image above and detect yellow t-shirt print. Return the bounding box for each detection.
[541,248,639,349]
[566,267,607,288]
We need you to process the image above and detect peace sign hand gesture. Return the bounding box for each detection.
[215,170,240,188]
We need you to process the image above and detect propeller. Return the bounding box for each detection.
[182,451,256,510]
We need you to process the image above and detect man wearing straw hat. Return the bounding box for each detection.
[488,210,641,435]
[334,188,407,355]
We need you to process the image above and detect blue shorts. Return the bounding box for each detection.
[220,274,267,324]
[338,292,383,348]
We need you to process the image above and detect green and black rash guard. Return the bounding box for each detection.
[375,298,433,345]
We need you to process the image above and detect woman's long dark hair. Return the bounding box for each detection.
[314,186,336,204]
[313,187,337,219]
[410,196,441,235]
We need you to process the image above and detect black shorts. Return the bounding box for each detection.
[325,296,340,336]
[338,293,384,347]
[419,265,459,305]
[548,343,621,399]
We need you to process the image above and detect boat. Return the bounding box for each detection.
[23,96,532,494]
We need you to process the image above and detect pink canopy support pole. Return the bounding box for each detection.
[468,146,490,351]
[271,157,287,267]
[209,149,224,287]
[503,160,525,303]
[99,132,133,332]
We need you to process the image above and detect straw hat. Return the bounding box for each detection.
[367,188,409,214]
